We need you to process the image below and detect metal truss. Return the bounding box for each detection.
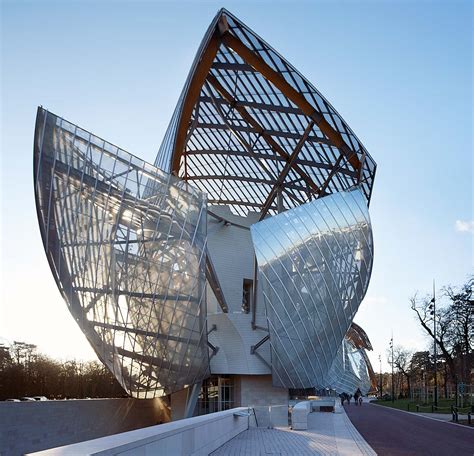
[33,8,379,399]
[34,108,210,398]
[155,9,376,218]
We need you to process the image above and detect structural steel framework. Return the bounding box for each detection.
[155,9,376,218]
[34,8,378,398]
[34,109,209,398]
[250,189,373,388]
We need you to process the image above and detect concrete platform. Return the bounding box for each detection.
[211,405,375,455]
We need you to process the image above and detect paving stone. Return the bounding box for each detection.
[211,406,376,456]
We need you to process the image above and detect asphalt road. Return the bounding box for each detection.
[344,402,474,456]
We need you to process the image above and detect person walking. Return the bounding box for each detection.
[354,389,360,406]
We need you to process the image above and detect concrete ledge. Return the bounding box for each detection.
[29,407,250,456]
[311,398,335,412]
[291,401,310,430]
[0,398,169,456]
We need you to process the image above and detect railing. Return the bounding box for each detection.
[407,402,473,425]
[250,405,290,428]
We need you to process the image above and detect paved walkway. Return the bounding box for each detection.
[211,405,376,455]
[345,402,474,456]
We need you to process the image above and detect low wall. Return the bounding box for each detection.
[0,398,170,456]
[291,401,310,430]
[30,407,250,455]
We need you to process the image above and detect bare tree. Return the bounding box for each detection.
[410,276,474,386]
[387,345,413,397]
[411,293,458,384]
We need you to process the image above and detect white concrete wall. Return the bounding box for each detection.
[207,206,265,316]
[291,401,310,430]
[207,206,272,377]
[30,407,249,456]
[208,313,270,375]
[0,398,170,456]
[239,375,288,407]
[238,375,289,427]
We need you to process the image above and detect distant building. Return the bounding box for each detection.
[34,9,377,418]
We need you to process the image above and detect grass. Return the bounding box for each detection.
[371,398,458,414]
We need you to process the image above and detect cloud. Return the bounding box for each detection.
[455,220,474,233]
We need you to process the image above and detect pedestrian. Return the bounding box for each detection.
[354,390,360,406]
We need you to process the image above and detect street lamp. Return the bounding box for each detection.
[428,280,438,408]
[379,354,382,399]
[389,336,394,403]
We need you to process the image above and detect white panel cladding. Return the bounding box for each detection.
[207,206,265,315]
[208,313,270,375]
[206,206,271,376]
[30,408,249,456]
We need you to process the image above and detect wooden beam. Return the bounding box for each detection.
[171,32,221,174]
[221,32,361,173]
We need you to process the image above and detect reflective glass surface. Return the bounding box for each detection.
[250,189,373,388]
[34,108,209,398]
[323,338,372,395]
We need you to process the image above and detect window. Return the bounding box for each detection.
[197,375,234,415]
[242,279,253,313]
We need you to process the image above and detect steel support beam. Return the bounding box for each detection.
[184,381,202,418]
[206,253,229,313]
[220,32,361,173]
[206,74,321,196]
[259,121,315,220]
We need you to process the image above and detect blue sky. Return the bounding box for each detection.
[1,0,472,372]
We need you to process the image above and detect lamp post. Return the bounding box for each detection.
[429,280,438,408]
[389,336,394,403]
[379,354,382,398]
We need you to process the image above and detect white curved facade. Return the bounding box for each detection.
[250,189,373,389]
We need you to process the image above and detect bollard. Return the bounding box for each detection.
[407,404,410,411]
[468,412,471,425]
[431,405,434,413]
[416,405,419,412]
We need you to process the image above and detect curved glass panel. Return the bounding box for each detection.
[250,189,373,388]
[34,108,209,398]
[323,338,373,395]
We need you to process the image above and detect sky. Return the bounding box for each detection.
[1,0,472,374]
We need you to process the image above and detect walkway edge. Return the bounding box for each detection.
[337,404,377,455]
